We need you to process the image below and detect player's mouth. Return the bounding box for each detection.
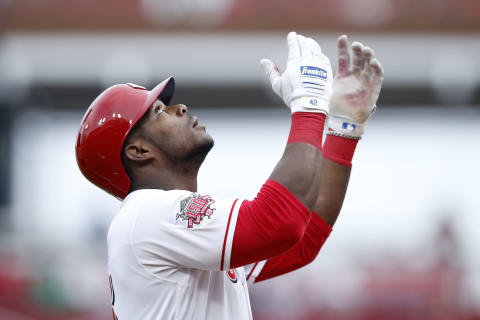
[192,116,206,131]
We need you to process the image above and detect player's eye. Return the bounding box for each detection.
[154,105,164,115]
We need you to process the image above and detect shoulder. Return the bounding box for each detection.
[123,189,188,205]
[114,189,240,234]
[109,189,190,233]
[121,189,194,212]
[120,189,191,222]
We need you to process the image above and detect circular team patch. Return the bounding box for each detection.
[227,269,237,283]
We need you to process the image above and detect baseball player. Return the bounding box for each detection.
[76,32,383,320]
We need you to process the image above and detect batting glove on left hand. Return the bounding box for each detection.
[261,32,333,115]
[328,35,384,138]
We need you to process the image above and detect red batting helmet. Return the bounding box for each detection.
[75,77,175,199]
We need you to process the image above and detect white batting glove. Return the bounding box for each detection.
[329,35,384,138]
[261,32,333,115]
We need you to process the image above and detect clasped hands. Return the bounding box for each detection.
[262,32,384,138]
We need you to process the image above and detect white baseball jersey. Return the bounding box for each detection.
[107,189,266,320]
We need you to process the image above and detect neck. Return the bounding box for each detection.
[130,161,201,193]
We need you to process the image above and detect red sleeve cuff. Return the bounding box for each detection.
[287,112,326,150]
[310,213,332,238]
[322,134,358,167]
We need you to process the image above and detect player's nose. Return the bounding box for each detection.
[166,104,188,116]
[174,104,187,116]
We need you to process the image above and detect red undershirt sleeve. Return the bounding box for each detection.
[230,179,311,269]
[255,213,332,282]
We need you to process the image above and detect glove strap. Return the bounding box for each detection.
[327,130,361,141]
[287,112,326,150]
[328,116,365,137]
[290,97,329,115]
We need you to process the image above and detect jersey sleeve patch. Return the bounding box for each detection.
[176,193,216,229]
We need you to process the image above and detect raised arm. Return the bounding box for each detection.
[246,36,385,282]
[229,32,335,268]
[312,35,384,226]
[262,32,333,210]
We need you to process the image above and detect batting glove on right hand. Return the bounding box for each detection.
[329,35,384,138]
[261,32,333,115]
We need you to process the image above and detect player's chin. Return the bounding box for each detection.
[186,135,214,163]
[200,132,214,150]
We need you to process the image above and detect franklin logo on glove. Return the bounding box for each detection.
[300,66,328,79]
[260,32,333,114]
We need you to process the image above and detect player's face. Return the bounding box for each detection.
[140,99,214,163]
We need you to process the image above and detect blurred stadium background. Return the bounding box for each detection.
[0,0,480,319]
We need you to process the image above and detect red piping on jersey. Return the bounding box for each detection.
[220,198,238,271]
[246,261,259,281]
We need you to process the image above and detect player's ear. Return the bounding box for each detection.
[124,140,154,164]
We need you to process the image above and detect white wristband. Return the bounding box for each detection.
[290,97,329,115]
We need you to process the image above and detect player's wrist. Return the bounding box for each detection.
[287,112,326,150]
[322,132,359,167]
[290,97,329,115]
